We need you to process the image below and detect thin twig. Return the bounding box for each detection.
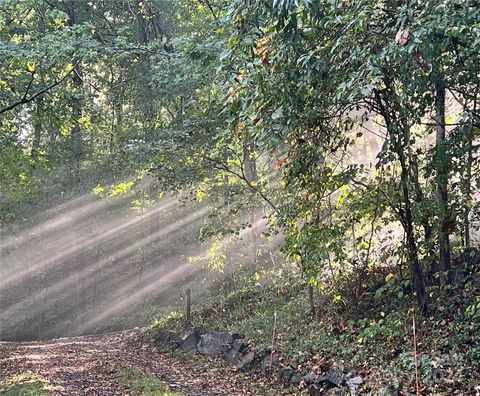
[0,68,75,115]
[413,315,420,396]
[23,70,36,100]
[74,69,101,93]
[204,155,279,213]
[269,311,277,377]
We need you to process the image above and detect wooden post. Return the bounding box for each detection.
[308,283,316,317]
[185,288,191,322]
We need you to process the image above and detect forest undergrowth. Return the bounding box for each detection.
[151,261,480,395]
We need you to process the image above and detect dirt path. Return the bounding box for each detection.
[0,329,273,395]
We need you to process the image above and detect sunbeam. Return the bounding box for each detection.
[0,196,177,289]
[1,192,130,252]
[1,204,209,322]
[73,216,280,334]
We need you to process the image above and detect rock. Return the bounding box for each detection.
[303,373,320,384]
[309,383,333,395]
[223,338,247,358]
[234,351,255,370]
[326,367,345,387]
[223,339,243,361]
[290,374,302,385]
[179,328,204,351]
[260,352,279,376]
[309,384,323,396]
[242,353,263,371]
[223,339,255,369]
[347,376,363,385]
[231,333,244,341]
[431,367,443,381]
[197,331,232,356]
[289,357,298,368]
[280,368,294,382]
[346,376,363,395]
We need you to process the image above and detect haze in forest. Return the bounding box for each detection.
[1,1,480,393]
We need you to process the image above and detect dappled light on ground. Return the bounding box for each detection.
[0,329,275,395]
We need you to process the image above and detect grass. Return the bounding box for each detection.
[117,366,182,396]
[0,372,52,395]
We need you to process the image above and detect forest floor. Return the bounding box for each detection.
[0,328,278,396]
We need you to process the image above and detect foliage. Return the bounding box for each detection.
[1,0,480,382]
[152,264,480,394]
[215,0,480,311]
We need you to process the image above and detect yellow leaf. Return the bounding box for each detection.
[27,61,35,72]
[446,116,455,125]
[92,184,104,196]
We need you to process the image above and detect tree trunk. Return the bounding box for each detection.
[31,97,42,163]
[67,0,83,180]
[411,158,436,280]
[92,245,102,317]
[137,0,148,46]
[111,71,124,155]
[374,83,427,313]
[66,0,85,333]
[137,1,155,142]
[462,89,477,249]
[139,204,146,282]
[398,150,427,313]
[243,141,259,265]
[149,188,160,272]
[434,77,452,284]
[307,283,316,316]
[463,131,473,249]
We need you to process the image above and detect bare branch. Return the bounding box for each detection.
[22,70,36,100]
[73,69,101,93]
[204,155,279,213]
[0,68,75,115]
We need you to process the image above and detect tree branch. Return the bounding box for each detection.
[0,68,75,115]
[198,0,217,19]
[204,155,280,213]
[23,70,36,100]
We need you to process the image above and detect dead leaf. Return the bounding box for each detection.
[395,27,410,46]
